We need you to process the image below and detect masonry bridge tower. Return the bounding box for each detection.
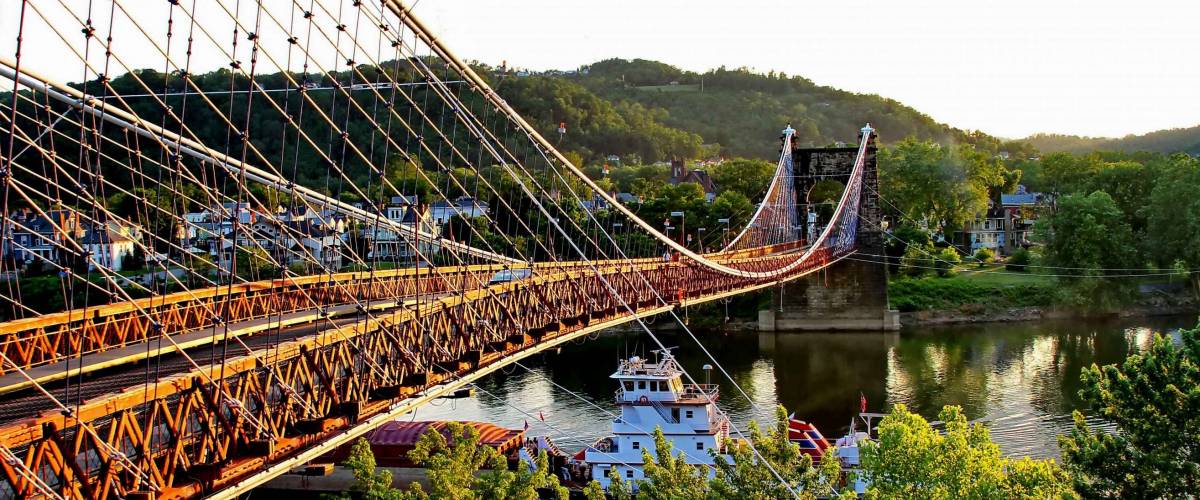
[759,134,901,331]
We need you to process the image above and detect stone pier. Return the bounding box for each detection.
[759,138,900,331]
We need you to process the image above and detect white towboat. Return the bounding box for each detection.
[579,351,731,490]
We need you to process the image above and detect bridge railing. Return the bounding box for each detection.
[0,246,848,498]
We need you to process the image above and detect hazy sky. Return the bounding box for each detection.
[3,0,1197,139]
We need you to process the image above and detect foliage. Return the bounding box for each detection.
[1035,191,1138,308]
[934,247,962,277]
[581,59,993,159]
[858,404,1075,499]
[332,438,414,500]
[582,480,606,500]
[973,248,996,266]
[1006,248,1031,271]
[1145,154,1200,300]
[709,406,850,500]
[710,159,775,201]
[637,427,709,499]
[406,422,567,500]
[1059,323,1200,498]
[1025,126,1200,156]
[878,138,1006,231]
[606,471,633,500]
[899,243,936,278]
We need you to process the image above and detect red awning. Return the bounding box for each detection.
[367,421,523,448]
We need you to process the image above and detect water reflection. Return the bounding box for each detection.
[412,315,1194,458]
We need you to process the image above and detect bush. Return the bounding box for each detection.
[973,248,996,266]
[1007,248,1031,271]
[934,247,961,277]
[899,243,934,277]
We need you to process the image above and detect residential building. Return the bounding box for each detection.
[367,204,440,262]
[999,185,1047,254]
[81,221,140,271]
[667,159,718,202]
[429,196,489,225]
[5,210,86,265]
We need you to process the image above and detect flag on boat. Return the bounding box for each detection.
[860,392,868,413]
[538,411,546,422]
[524,420,530,431]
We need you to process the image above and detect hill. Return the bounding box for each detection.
[1025,126,1200,156]
[561,59,993,159]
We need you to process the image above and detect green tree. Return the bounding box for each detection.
[407,422,567,500]
[1040,152,1099,195]
[1145,154,1200,299]
[407,422,498,499]
[710,159,775,201]
[327,438,420,500]
[878,139,1001,231]
[607,471,633,500]
[1035,191,1138,307]
[859,405,1075,499]
[1059,323,1200,498]
[709,406,849,500]
[637,427,708,499]
[582,480,606,500]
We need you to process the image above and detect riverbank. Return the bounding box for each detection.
[891,269,1197,326]
[900,304,1197,326]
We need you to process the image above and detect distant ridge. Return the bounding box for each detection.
[1024,125,1200,155]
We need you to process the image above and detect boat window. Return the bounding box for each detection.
[626,469,634,479]
[631,441,640,450]
[685,410,694,419]
[696,442,704,450]
[623,381,634,391]
[659,381,669,391]
[637,381,646,390]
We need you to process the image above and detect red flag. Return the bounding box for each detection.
[538,411,545,422]
[859,392,868,413]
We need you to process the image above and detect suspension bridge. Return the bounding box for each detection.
[0,1,884,498]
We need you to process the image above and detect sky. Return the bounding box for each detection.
[3,0,1198,139]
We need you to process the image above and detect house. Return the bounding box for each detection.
[999,185,1048,254]
[5,210,86,265]
[429,196,489,225]
[963,202,1007,254]
[667,159,718,202]
[80,221,140,271]
[367,204,440,262]
[615,192,641,205]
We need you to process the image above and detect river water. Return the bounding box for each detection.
[410,315,1195,459]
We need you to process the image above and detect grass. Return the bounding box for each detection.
[889,270,1059,313]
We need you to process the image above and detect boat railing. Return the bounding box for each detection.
[679,383,719,401]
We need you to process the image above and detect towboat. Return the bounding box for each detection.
[577,350,731,491]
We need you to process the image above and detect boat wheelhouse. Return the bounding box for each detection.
[581,351,730,490]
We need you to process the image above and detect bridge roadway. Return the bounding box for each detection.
[0,242,839,499]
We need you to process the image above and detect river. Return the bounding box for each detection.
[409,315,1195,459]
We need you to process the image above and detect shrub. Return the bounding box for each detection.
[973,247,996,266]
[934,247,961,277]
[1007,248,1031,271]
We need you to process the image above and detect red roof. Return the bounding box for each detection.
[367,421,524,448]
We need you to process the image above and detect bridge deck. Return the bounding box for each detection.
[0,298,418,396]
